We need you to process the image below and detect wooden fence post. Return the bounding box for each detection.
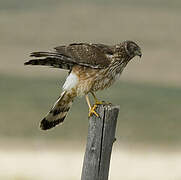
[81,104,119,180]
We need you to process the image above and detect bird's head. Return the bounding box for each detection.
[122,40,142,59]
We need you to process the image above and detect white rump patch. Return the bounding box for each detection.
[63,72,78,91]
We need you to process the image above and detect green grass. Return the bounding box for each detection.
[0,74,181,146]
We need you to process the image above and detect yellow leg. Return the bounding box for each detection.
[85,95,99,117]
[91,92,104,105]
[91,92,112,105]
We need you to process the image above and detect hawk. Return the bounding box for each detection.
[24,40,142,130]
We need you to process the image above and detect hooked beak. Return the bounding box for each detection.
[137,51,142,58]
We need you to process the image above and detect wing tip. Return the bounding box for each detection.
[24,60,39,65]
[24,61,31,65]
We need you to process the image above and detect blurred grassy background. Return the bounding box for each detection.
[1,74,181,147]
[0,0,181,179]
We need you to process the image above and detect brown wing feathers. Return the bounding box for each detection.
[25,43,113,70]
[24,52,76,70]
[55,43,112,68]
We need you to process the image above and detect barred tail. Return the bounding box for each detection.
[40,91,76,130]
[24,52,75,70]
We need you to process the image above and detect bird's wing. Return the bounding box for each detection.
[24,43,114,70]
[54,43,114,68]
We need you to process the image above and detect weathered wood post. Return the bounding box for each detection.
[81,104,119,180]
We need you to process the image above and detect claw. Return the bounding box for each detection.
[95,100,104,105]
[88,104,99,117]
[95,100,110,106]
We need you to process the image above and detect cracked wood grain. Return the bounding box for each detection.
[81,104,119,180]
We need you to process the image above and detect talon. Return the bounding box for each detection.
[88,104,99,117]
[91,92,107,105]
[95,100,110,105]
[95,100,104,105]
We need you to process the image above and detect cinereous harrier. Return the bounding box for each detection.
[24,40,142,130]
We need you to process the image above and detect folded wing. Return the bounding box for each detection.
[24,43,114,70]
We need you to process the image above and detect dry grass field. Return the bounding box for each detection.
[0,0,181,179]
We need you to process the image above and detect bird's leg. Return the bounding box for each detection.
[91,92,112,105]
[85,94,99,117]
[91,92,104,105]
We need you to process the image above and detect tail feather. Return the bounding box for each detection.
[40,91,76,130]
[24,51,75,70]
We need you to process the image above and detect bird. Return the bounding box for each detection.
[24,40,142,130]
